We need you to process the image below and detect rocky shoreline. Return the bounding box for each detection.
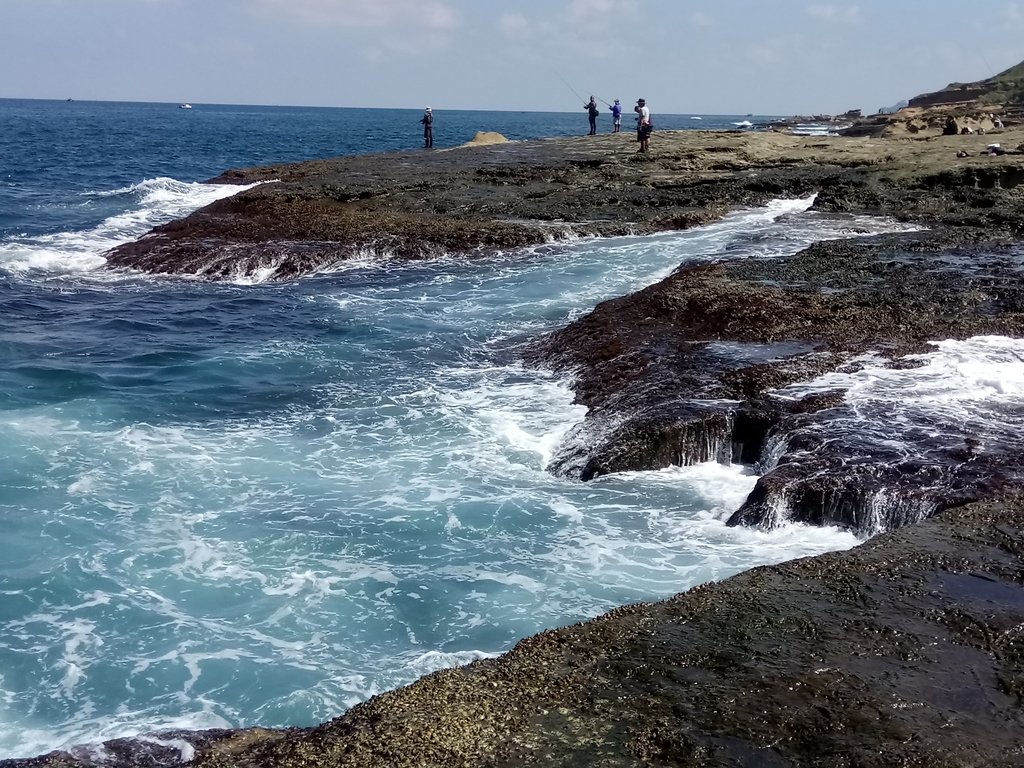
[104,127,1024,281]
[10,125,1024,766]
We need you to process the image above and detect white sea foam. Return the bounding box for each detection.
[402,649,499,678]
[230,264,281,285]
[12,709,235,765]
[0,177,258,277]
[432,365,586,471]
[483,197,920,337]
[312,195,915,305]
[773,336,1024,446]
[137,736,196,763]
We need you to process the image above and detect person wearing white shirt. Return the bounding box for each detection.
[635,98,652,152]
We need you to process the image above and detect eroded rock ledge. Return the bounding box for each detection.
[7,498,1024,767]
[104,128,1024,281]
[525,228,1024,536]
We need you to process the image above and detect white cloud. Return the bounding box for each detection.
[690,11,715,28]
[566,0,612,24]
[495,1,643,56]
[254,0,460,31]
[806,4,863,25]
[499,13,531,38]
[251,0,461,56]
[565,0,639,31]
[748,44,784,66]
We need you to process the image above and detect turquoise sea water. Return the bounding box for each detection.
[0,100,876,758]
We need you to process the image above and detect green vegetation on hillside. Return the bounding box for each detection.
[944,59,1024,105]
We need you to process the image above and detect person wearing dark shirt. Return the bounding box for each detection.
[421,107,434,148]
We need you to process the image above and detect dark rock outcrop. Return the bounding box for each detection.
[527,230,1024,536]
[103,128,1024,280]
[908,59,1024,108]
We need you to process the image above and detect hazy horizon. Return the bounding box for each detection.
[3,0,1022,116]
[0,96,799,117]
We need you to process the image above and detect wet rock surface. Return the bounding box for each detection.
[7,498,1024,767]
[528,229,1024,534]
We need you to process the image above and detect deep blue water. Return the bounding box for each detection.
[0,99,866,758]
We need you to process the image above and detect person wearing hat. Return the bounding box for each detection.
[609,99,622,133]
[584,96,600,135]
[420,107,434,148]
[635,98,652,152]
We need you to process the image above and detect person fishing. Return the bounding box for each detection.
[609,99,622,133]
[635,98,652,152]
[420,107,434,148]
[585,96,600,135]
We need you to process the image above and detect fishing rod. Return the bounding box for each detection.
[554,70,588,105]
[552,69,612,108]
[552,70,606,105]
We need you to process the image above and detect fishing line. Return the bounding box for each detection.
[553,69,588,105]
[980,51,996,78]
[551,68,612,110]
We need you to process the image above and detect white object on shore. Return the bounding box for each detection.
[790,123,852,137]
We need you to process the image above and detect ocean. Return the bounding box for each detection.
[0,99,911,758]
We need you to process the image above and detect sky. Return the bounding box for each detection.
[2,0,1024,115]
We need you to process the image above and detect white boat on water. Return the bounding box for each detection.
[690,116,702,120]
[790,123,852,137]
[179,103,193,109]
